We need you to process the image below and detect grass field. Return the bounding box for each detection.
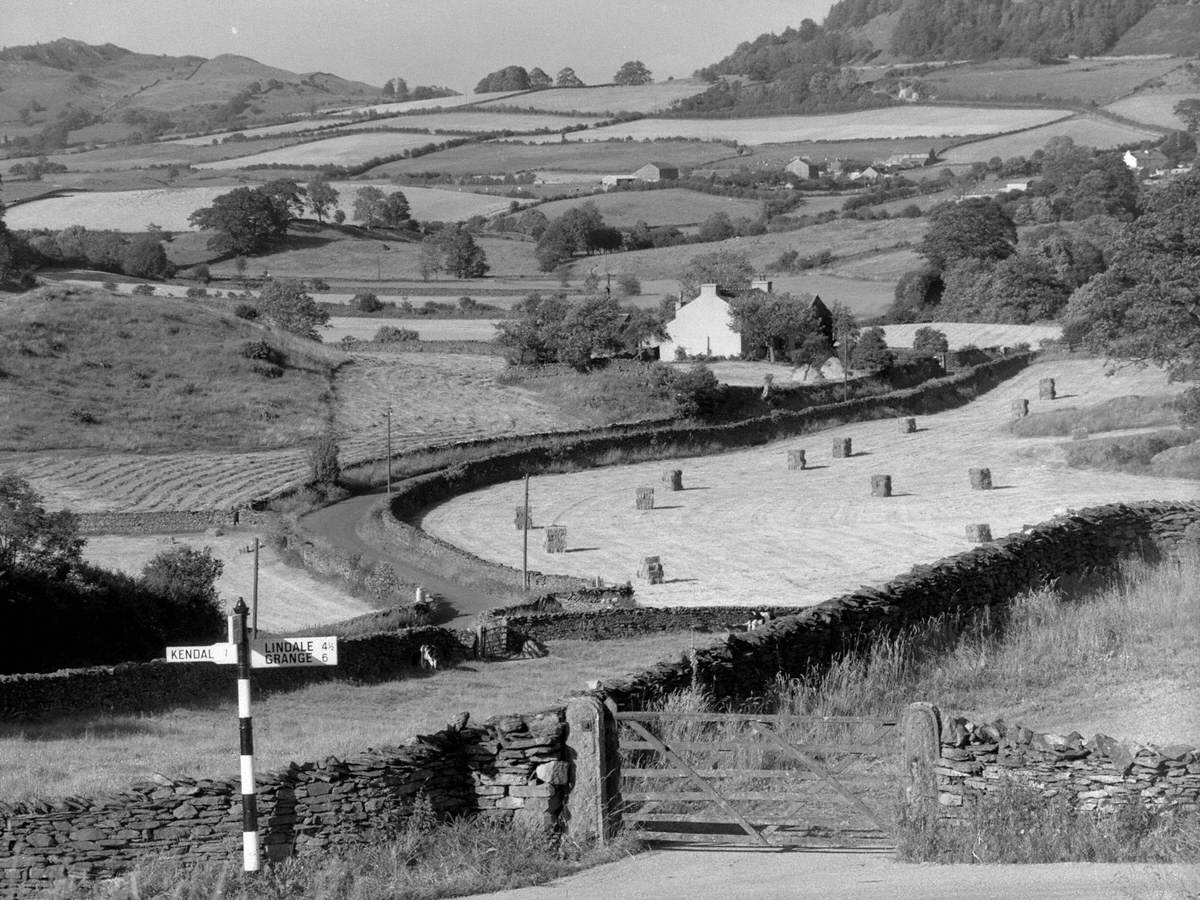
[535,188,763,228]
[3,347,575,512]
[6,134,310,173]
[325,317,501,342]
[542,107,1072,145]
[943,114,1163,163]
[1103,92,1198,130]
[920,57,1184,105]
[368,139,738,177]
[165,117,358,146]
[194,132,473,169]
[6,183,514,231]
[878,322,1062,350]
[720,138,949,171]
[0,632,706,800]
[423,359,1193,609]
[82,533,373,632]
[320,90,525,116]
[477,81,708,115]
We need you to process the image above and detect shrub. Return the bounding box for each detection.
[668,364,724,419]
[139,546,224,641]
[185,287,208,299]
[234,303,259,320]
[309,278,330,292]
[1177,387,1200,427]
[131,283,155,296]
[239,340,285,366]
[308,432,341,486]
[352,291,385,312]
[374,325,419,343]
[193,263,211,284]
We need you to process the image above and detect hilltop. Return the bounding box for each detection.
[0,38,442,156]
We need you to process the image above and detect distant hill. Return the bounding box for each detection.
[682,0,1197,117]
[0,38,387,156]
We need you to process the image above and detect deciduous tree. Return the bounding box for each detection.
[912,326,949,355]
[353,186,386,228]
[918,198,1017,271]
[555,67,584,88]
[306,176,339,224]
[189,187,287,255]
[728,291,820,363]
[0,474,83,578]
[258,278,329,340]
[613,60,652,85]
[679,249,753,299]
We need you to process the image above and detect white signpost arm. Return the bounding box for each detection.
[232,597,260,873]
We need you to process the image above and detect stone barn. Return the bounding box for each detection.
[633,162,679,182]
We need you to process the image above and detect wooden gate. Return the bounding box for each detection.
[608,702,899,848]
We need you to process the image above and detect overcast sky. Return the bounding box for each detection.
[4,0,837,92]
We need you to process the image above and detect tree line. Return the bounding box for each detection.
[473,60,651,94]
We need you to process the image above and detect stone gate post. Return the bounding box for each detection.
[563,695,621,844]
[901,702,941,808]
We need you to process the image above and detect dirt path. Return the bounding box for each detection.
[464,848,1198,900]
[424,358,1197,609]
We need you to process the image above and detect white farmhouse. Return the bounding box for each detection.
[657,283,744,359]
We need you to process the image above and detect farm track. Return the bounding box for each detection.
[6,351,577,512]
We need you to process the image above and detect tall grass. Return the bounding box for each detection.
[767,549,1200,723]
[46,795,641,900]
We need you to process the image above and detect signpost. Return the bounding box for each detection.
[165,598,339,873]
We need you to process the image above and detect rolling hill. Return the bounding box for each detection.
[0,38,384,155]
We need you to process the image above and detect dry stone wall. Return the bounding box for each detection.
[593,501,1200,709]
[910,707,1199,820]
[0,710,567,897]
[75,509,280,535]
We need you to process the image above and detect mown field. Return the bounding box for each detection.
[423,359,1193,608]
[535,188,763,227]
[194,131,473,170]
[878,322,1062,350]
[920,57,1184,105]
[6,183,515,232]
[320,90,526,117]
[4,134,310,172]
[368,138,738,177]
[477,81,708,115]
[6,343,576,512]
[943,114,1163,163]
[1103,92,1197,130]
[324,317,502,342]
[539,107,1073,145]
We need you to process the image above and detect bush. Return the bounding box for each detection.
[185,287,208,299]
[193,263,211,284]
[131,283,155,296]
[352,291,385,312]
[239,340,285,366]
[234,303,259,320]
[308,432,341,486]
[1176,387,1200,427]
[374,325,419,343]
[668,364,724,419]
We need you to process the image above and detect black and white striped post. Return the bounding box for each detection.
[232,597,260,873]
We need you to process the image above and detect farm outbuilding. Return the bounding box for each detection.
[785,157,823,180]
[1123,149,1169,176]
[633,162,679,182]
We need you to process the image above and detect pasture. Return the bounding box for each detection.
[324,317,501,342]
[5,183,513,231]
[0,632,704,800]
[194,132,469,169]
[477,81,708,115]
[943,114,1163,164]
[367,138,738,177]
[878,322,1062,351]
[920,57,1184,105]
[320,90,526,116]
[422,359,1193,608]
[539,107,1072,145]
[82,533,373,633]
[1103,92,1198,130]
[2,134,309,173]
[4,348,575,512]
[535,188,763,228]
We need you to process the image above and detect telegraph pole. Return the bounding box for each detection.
[522,474,530,590]
[250,537,259,638]
[385,406,393,498]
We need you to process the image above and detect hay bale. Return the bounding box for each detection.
[662,469,683,491]
[832,437,852,458]
[966,523,993,543]
[969,467,993,490]
[1011,398,1029,419]
[635,486,654,510]
[638,555,664,584]
[544,525,567,553]
[870,474,892,497]
[1039,378,1056,400]
[787,449,806,470]
[900,417,917,434]
[514,505,532,530]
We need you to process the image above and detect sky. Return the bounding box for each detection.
[3,0,838,92]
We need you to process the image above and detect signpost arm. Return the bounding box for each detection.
[233,597,260,873]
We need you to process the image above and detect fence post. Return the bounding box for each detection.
[563,695,621,844]
[901,702,941,811]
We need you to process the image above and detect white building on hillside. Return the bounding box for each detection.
[657,282,745,360]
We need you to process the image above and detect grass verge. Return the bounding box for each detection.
[47,797,642,899]
[1008,394,1181,438]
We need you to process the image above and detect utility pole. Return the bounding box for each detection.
[251,537,259,638]
[522,473,530,590]
[385,406,393,498]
